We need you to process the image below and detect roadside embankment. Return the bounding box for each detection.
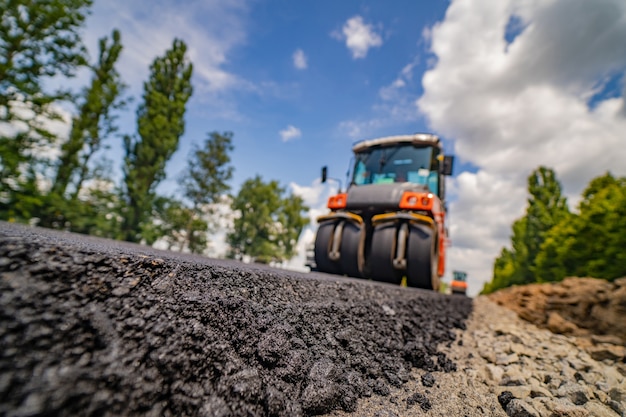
[488,277,626,347]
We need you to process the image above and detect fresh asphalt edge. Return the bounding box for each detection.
[0,223,472,417]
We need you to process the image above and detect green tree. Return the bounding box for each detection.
[533,214,577,282]
[535,173,626,282]
[525,166,569,278]
[277,190,309,258]
[0,0,92,220]
[122,39,193,242]
[486,218,528,293]
[41,29,126,228]
[182,131,234,209]
[178,131,234,252]
[147,197,208,253]
[574,174,626,279]
[0,0,91,119]
[483,166,569,293]
[227,176,308,263]
[62,179,124,238]
[486,248,517,293]
[51,29,125,200]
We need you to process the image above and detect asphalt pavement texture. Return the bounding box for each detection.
[0,222,472,417]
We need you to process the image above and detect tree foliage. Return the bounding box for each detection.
[182,131,234,210]
[146,197,208,254]
[525,167,570,271]
[0,0,92,220]
[51,29,126,199]
[484,168,626,294]
[122,39,193,242]
[535,172,626,282]
[483,167,569,293]
[0,0,92,116]
[488,218,528,292]
[174,131,234,252]
[39,29,126,228]
[59,181,124,238]
[228,176,308,263]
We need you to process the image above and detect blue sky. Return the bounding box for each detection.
[72,0,626,294]
[83,0,454,191]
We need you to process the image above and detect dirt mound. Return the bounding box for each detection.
[488,277,626,346]
[0,224,472,417]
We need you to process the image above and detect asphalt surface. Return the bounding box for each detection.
[0,222,472,417]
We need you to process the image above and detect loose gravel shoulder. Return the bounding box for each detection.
[449,296,625,417]
[1,222,625,417]
[331,295,626,417]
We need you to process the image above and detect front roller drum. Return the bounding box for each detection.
[314,220,342,275]
[406,224,440,291]
[367,223,403,285]
[339,221,363,278]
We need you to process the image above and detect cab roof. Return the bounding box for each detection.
[352,133,441,153]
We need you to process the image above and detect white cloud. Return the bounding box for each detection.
[421,26,433,43]
[417,0,626,295]
[84,0,249,94]
[401,62,417,80]
[378,78,406,101]
[293,49,307,70]
[333,16,383,59]
[279,125,302,142]
[338,119,385,140]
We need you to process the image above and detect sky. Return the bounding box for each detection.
[72,0,626,295]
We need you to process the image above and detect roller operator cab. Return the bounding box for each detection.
[314,133,454,291]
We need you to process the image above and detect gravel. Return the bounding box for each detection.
[0,223,472,417]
